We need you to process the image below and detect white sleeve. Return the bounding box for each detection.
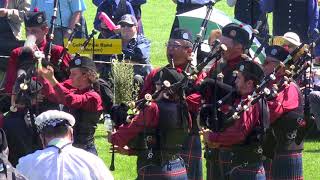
[16,158,31,179]
[227,0,237,7]
[94,158,114,180]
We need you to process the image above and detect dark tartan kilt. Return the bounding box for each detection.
[180,134,203,180]
[264,151,303,180]
[219,149,266,180]
[138,158,188,180]
[205,148,221,180]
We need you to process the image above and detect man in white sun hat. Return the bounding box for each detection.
[272,31,301,53]
[283,32,301,47]
[16,110,113,180]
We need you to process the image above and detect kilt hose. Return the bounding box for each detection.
[263,151,303,180]
[205,147,221,180]
[219,149,266,180]
[180,134,203,180]
[138,158,188,180]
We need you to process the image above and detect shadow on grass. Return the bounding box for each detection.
[95,134,107,139]
[303,149,320,153]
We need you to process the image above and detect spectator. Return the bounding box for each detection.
[96,14,151,80]
[94,0,135,39]
[261,0,319,43]
[16,110,113,180]
[0,0,30,40]
[31,0,87,46]
[128,0,146,34]
[0,0,30,91]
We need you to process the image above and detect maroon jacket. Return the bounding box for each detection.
[268,82,300,124]
[40,78,103,112]
[5,39,71,93]
[208,97,261,146]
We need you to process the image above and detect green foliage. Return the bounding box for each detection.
[110,60,140,104]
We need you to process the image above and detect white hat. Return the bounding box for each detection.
[283,32,301,46]
[35,110,75,131]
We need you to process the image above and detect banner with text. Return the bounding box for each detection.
[65,39,122,55]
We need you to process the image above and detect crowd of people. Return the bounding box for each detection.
[0,0,319,180]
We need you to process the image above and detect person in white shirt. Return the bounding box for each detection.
[16,110,114,180]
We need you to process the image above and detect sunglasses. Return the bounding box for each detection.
[165,42,188,49]
[120,23,134,28]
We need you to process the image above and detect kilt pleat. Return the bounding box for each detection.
[138,158,188,180]
[180,135,203,180]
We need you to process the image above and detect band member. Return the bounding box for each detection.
[263,45,305,180]
[207,23,250,84]
[4,9,71,94]
[95,14,151,80]
[139,28,203,180]
[3,10,71,166]
[203,22,251,180]
[202,60,267,179]
[37,56,103,155]
[109,67,189,179]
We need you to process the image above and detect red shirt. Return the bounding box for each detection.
[207,55,242,77]
[40,78,103,112]
[111,102,159,147]
[208,97,261,146]
[5,39,71,93]
[267,82,300,124]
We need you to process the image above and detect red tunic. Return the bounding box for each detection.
[267,82,300,124]
[208,97,261,146]
[111,102,159,147]
[40,78,103,112]
[5,39,71,93]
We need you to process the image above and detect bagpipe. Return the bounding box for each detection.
[9,45,47,112]
[209,32,320,145]
[56,23,82,68]
[74,29,98,58]
[45,0,60,62]
[228,43,314,122]
[184,0,221,71]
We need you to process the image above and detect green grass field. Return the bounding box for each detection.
[85,0,319,179]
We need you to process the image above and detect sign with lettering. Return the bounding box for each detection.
[65,39,122,54]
